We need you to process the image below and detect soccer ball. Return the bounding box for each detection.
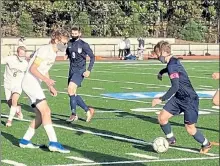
[152,137,169,153]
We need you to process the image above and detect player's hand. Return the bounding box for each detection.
[49,86,57,97]
[44,78,56,87]
[152,98,162,107]
[83,70,90,78]
[212,72,220,80]
[157,73,162,81]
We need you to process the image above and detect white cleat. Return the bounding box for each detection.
[19,139,39,149]
[48,142,70,153]
[86,108,95,122]
[66,114,78,122]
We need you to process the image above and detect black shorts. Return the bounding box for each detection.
[68,69,85,87]
[163,96,199,124]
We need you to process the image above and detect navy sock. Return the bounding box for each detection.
[160,123,173,138]
[76,95,89,112]
[193,130,208,146]
[70,95,77,115]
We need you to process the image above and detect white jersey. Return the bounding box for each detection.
[25,44,57,80]
[22,44,57,104]
[4,55,28,89]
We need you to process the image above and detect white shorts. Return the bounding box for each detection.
[22,73,46,105]
[4,86,22,101]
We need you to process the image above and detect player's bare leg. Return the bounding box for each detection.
[185,123,211,153]
[212,90,219,106]
[158,110,176,145]
[67,82,78,122]
[6,93,21,127]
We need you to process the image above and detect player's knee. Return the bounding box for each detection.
[68,87,76,96]
[212,98,219,106]
[11,98,18,106]
[185,124,196,135]
[158,114,168,125]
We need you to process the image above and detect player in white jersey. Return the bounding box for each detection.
[19,29,70,153]
[4,46,28,127]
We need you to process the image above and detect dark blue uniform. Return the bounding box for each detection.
[66,39,95,86]
[160,57,199,124]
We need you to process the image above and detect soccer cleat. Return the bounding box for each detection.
[16,107,23,120]
[48,142,70,153]
[66,114,78,122]
[167,137,176,145]
[6,120,12,127]
[19,139,39,149]
[200,142,212,154]
[86,108,95,122]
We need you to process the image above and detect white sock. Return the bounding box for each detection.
[202,138,208,146]
[8,106,17,121]
[166,132,174,139]
[44,124,57,142]
[23,127,35,141]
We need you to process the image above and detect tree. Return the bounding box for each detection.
[77,12,91,37]
[19,11,34,37]
[180,19,208,42]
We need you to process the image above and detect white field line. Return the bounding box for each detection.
[196,88,215,91]
[92,87,104,90]
[1,159,27,166]
[199,85,213,88]
[65,156,94,163]
[1,114,218,157]
[126,153,159,160]
[212,106,220,110]
[96,110,125,113]
[56,91,152,104]
[47,156,219,166]
[201,109,219,113]
[121,87,133,90]
[54,75,171,88]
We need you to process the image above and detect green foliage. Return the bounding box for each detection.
[19,11,34,37]
[180,19,208,42]
[1,0,218,42]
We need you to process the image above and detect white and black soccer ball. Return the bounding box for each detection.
[152,137,169,153]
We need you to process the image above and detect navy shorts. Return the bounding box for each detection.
[68,69,85,87]
[163,96,199,124]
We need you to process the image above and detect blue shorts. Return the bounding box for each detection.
[68,69,85,87]
[163,96,199,124]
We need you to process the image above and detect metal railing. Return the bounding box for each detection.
[1,43,219,57]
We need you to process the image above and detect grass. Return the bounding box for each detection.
[1,60,219,166]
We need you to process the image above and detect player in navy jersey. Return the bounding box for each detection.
[152,41,212,153]
[65,27,95,122]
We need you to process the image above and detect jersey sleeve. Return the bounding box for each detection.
[168,64,180,80]
[83,43,95,71]
[33,46,48,66]
[160,64,180,101]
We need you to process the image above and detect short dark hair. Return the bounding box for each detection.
[71,26,81,32]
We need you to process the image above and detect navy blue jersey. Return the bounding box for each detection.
[66,39,95,73]
[160,57,198,101]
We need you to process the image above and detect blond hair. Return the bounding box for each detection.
[154,41,171,56]
[50,29,69,44]
[17,46,26,53]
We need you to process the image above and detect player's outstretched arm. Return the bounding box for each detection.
[158,67,168,80]
[84,43,95,72]
[160,77,179,101]
[30,58,55,87]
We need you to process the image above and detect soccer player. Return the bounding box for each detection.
[212,72,219,107]
[152,41,212,153]
[4,46,28,127]
[65,27,95,122]
[19,29,70,153]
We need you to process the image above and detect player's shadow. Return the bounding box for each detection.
[1,100,33,113]
[53,120,148,146]
[61,144,147,166]
[133,144,157,154]
[1,132,20,147]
